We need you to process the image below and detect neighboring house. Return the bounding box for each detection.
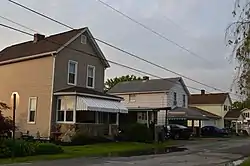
[224,109,245,133]
[0,27,127,139]
[109,77,190,125]
[189,90,232,128]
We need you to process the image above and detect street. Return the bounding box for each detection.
[5,138,250,166]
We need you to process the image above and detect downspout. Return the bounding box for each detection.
[48,53,56,138]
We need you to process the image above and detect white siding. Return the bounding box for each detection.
[167,83,188,108]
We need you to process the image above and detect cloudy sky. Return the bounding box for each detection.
[0,0,239,97]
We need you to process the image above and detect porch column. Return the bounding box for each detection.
[146,111,149,128]
[73,96,77,123]
[95,112,99,124]
[116,112,119,125]
[236,120,238,134]
[199,120,202,137]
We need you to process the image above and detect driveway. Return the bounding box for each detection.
[4,138,250,166]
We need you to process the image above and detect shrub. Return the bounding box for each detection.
[0,139,63,158]
[120,123,153,142]
[71,132,112,145]
[35,143,63,155]
[0,102,13,137]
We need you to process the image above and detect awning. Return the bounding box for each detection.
[76,96,128,113]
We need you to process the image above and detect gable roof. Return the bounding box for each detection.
[168,107,209,120]
[188,107,220,119]
[189,93,230,105]
[224,109,243,120]
[0,27,110,67]
[108,77,190,95]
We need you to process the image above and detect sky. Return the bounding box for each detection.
[0,0,239,98]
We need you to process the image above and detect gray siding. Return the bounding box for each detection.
[54,32,105,92]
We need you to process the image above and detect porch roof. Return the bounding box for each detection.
[76,96,128,113]
[168,107,209,120]
[128,107,171,112]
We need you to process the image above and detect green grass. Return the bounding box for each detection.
[0,141,173,164]
[241,158,250,166]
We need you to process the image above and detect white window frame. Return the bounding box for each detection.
[56,98,75,124]
[86,65,95,89]
[27,97,37,124]
[129,94,136,102]
[81,35,87,44]
[67,60,78,86]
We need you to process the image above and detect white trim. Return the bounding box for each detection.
[54,92,122,101]
[27,97,38,124]
[48,55,56,137]
[81,35,87,44]
[86,65,95,89]
[67,60,78,86]
[0,51,56,66]
[56,97,74,123]
[110,91,169,95]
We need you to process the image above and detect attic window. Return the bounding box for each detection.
[81,35,87,44]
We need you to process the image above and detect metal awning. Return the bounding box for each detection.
[76,96,128,113]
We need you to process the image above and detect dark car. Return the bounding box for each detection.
[201,126,228,137]
[165,124,193,140]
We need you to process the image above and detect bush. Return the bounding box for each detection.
[0,139,63,158]
[35,143,63,155]
[120,123,153,143]
[71,132,112,145]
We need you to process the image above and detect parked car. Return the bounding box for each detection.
[201,126,228,137]
[165,124,193,140]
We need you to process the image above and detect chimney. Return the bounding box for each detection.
[143,76,149,80]
[201,89,205,95]
[33,33,45,43]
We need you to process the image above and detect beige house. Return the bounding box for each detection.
[0,27,127,139]
[189,90,232,128]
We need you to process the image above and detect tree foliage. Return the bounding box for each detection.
[226,0,250,97]
[0,102,13,135]
[232,99,250,109]
[105,75,143,91]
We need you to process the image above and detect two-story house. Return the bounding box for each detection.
[189,90,232,128]
[109,77,190,125]
[0,27,127,139]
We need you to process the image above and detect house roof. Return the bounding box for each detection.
[189,93,230,105]
[0,27,110,67]
[54,86,123,100]
[224,109,243,120]
[108,77,190,95]
[168,107,208,120]
[188,107,220,119]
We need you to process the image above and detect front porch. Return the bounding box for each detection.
[52,87,128,140]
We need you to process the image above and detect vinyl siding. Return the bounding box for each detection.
[167,83,188,108]
[0,57,53,137]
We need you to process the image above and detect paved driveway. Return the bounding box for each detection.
[4,138,250,166]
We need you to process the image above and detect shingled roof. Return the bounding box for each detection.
[0,27,109,67]
[189,93,230,105]
[224,109,243,120]
[108,77,190,95]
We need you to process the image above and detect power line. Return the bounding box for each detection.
[0,22,202,93]
[96,0,213,64]
[6,0,243,98]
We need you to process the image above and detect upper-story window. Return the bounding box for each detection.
[68,60,78,85]
[182,94,186,107]
[81,35,87,44]
[173,92,177,106]
[224,105,228,111]
[129,94,136,102]
[87,65,95,88]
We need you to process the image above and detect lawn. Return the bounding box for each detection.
[0,141,173,164]
[241,158,250,166]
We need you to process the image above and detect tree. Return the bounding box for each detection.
[105,75,143,91]
[0,102,13,136]
[226,0,250,97]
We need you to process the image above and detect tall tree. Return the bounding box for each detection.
[105,75,143,92]
[226,0,250,97]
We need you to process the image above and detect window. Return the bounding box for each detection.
[86,65,95,88]
[68,60,78,85]
[129,94,136,102]
[28,97,37,123]
[81,35,87,44]
[173,92,177,106]
[56,98,74,123]
[224,105,228,111]
[183,94,186,107]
